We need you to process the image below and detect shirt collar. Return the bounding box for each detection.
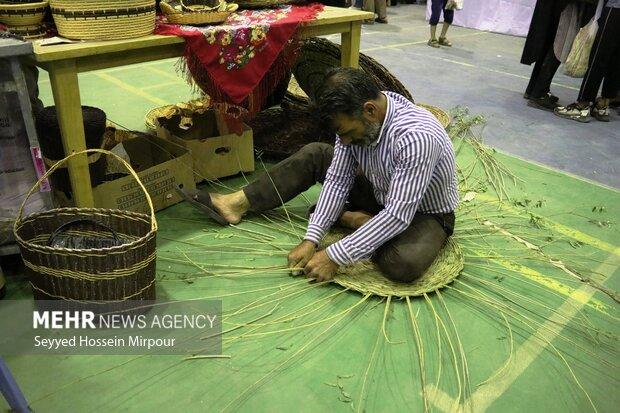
[369,91,393,148]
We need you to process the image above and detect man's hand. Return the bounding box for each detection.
[288,240,316,275]
[304,249,338,283]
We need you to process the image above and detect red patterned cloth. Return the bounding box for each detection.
[155,4,324,113]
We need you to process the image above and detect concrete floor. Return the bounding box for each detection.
[324,4,619,189]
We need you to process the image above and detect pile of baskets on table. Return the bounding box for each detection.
[0,0,308,41]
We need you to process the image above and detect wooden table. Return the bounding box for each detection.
[32,6,373,208]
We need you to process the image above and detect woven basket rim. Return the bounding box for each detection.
[14,207,156,255]
[0,1,48,9]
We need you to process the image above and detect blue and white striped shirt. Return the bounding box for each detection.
[305,92,459,266]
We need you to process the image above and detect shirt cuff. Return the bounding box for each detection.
[304,223,326,245]
[326,241,354,266]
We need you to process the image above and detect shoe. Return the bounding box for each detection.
[528,94,560,111]
[591,106,610,122]
[438,37,452,47]
[363,19,374,25]
[175,185,229,226]
[554,103,591,123]
[427,39,440,48]
[375,17,388,24]
[524,92,559,103]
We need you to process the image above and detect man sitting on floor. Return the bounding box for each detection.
[179,67,459,283]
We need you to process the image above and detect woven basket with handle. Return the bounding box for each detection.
[13,149,158,303]
[49,0,156,41]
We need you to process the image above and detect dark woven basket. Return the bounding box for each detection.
[13,149,158,303]
[292,37,414,102]
[249,104,333,160]
[36,106,107,196]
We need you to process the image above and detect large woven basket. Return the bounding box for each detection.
[49,0,156,41]
[291,37,414,102]
[0,1,48,26]
[13,149,158,303]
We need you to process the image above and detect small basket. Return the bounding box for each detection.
[0,1,48,26]
[13,149,158,303]
[417,103,451,129]
[49,0,156,41]
[160,1,238,25]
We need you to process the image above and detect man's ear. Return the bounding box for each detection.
[363,101,380,121]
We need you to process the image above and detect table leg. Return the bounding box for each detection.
[340,21,362,68]
[47,60,94,207]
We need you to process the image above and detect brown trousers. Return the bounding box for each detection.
[243,143,455,282]
[363,0,387,20]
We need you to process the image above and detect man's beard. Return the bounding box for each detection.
[354,120,381,146]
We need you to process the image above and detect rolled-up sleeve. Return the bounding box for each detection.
[326,133,441,265]
[304,138,356,244]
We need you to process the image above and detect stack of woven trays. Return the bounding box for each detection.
[0,0,49,40]
[49,0,156,41]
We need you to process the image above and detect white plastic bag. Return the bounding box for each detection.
[564,0,604,78]
[554,2,580,63]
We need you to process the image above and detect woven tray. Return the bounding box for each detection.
[49,0,156,41]
[321,229,463,297]
[0,1,48,26]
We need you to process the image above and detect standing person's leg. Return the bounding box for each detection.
[577,7,613,104]
[556,7,614,122]
[528,46,561,108]
[375,0,387,23]
[438,0,454,46]
[428,0,442,47]
[593,8,620,121]
[373,213,455,282]
[363,0,376,22]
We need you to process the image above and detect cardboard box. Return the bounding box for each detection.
[91,134,196,214]
[156,110,254,183]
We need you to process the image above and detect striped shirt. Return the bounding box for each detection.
[304,91,459,266]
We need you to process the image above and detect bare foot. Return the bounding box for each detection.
[338,210,374,230]
[205,191,250,225]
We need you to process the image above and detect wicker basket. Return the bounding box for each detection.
[417,103,451,129]
[0,1,47,26]
[160,1,238,25]
[292,37,414,102]
[49,0,156,41]
[13,149,158,303]
[4,23,47,40]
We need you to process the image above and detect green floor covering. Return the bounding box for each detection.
[1,60,618,413]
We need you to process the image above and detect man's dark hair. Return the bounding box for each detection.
[314,67,381,126]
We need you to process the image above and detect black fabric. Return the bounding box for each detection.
[525,46,562,98]
[521,0,570,65]
[578,7,620,101]
[243,142,455,282]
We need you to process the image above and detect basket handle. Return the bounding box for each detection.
[15,149,157,232]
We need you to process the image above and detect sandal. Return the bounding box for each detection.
[427,39,440,48]
[375,17,388,24]
[438,37,452,47]
[175,185,229,226]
